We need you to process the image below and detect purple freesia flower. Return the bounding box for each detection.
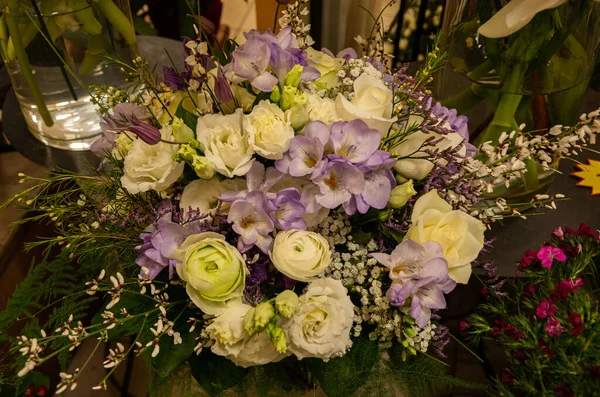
[429,101,477,157]
[267,188,307,230]
[277,120,396,214]
[229,27,319,91]
[228,191,274,253]
[370,239,456,328]
[163,66,186,91]
[135,215,191,280]
[91,103,152,156]
[214,68,234,103]
[221,162,307,252]
[314,160,365,208]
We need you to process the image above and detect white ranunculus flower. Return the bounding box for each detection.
[270,230,332,282]
[196,109,255,178]
[478,0,567,38]
[245,100,295,160]
[405,190,486,284]
[391,129,466,182]
[180,177,245,217]
[306,48,344,90]
[335,74,397,134]
[121,126,184,194]
[282,278,354,360]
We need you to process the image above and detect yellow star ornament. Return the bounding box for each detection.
[572,159,600,195]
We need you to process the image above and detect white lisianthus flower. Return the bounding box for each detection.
[172,232,248,315]
[306,48,344,90]
[208,303,289,368]
[335,74,397,134]
[232,331,289,368]
[391,128,466,182]
[207,302,252,358]
[180,177,245,217]
[306,94,341,127]
[270,230,332,282]
[245,100,295,160]
[197,109,255,178]
[282,278,354,360]
[121,126,184,194]
[405,190,486,284]
[478,0,567,38]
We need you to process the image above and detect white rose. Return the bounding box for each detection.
[392,129,467,182]
[405,190,486,284]
[197,109,255,178]
[180,177,245,217]
[208,303,288,368]
[121,126,184,194]
[245,100,294,160]
[282,278,354,360]
[306,94,341,127]
[306,48,344,90]
[335,74,397,134]
[270,230,332,282]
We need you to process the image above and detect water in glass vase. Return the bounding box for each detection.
[3,0,137,151]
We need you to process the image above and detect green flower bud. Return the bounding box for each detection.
[178,144,197,162]
[253,302,276,329]
[284,64,303,88]
[192,156,215,179]
[403,327,415,338]
[266,322,287,353]
[280,86,297,111]
[243,307,257,335]
[275,290,299,318]
[377,209,391,222]
[171,117,195,143]
[388,180,417,209]
[270,85,282,104]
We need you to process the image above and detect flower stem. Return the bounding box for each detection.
[94,0,136,48]
[5,0,54,127]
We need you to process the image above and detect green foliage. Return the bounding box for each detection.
[307,336,379,397]
[188,350,249,395]
[175,98,199,131]
[152,320,200,379]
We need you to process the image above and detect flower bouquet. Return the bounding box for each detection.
[466,225,600,396]
[0,2,599,396]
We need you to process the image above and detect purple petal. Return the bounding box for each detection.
[251,71,279,92]
[128,123,161,145]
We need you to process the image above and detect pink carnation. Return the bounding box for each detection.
[545,317,563,338]
[536,246,567,269]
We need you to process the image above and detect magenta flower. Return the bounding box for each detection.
[545,317,563,338]
[459,321,469,331]
[536,245,566,269]
[556,277,584,299]
[568,312,584,336]
[552,226,565,239]
[536,300,557,319]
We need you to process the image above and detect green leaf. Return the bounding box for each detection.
[351,232,372,245]
[14,371,49,396]
[152,320,200,379]
[188,350,248,396]
[307,336,379,397]
[175,98,199,131]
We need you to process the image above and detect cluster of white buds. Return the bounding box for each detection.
[85,269,106,295]
[138,267,159,295]
[56,315,86,351]
[184,40,209,89]
[146,315,182,358]
[106,272,125,309]
[278,0,313,49]
[55,369,80,394]
[16,332,45,377]
[103,342,127,369]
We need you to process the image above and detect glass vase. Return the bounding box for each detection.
[439,0,600,200]
[2,0,137,151]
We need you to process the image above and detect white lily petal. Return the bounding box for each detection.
[478,0,567,38]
